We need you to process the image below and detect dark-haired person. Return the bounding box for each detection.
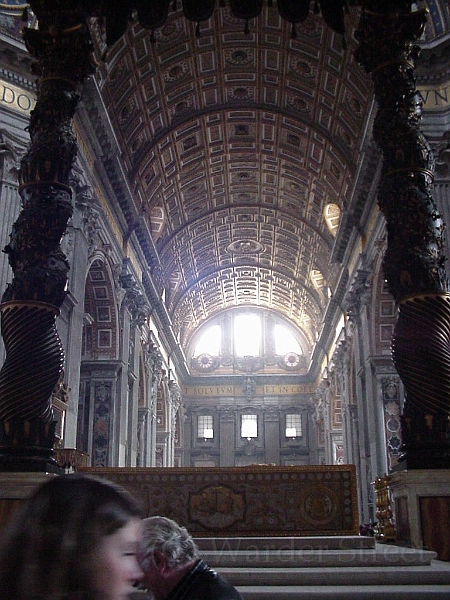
[0,473,144,600]
[138,515,243,600]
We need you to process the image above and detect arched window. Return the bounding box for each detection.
[311,268,325,291]
[190,309,307,373]
[234,313,261,356]
[274,324,302,355]
[324,203,341,236]
[193,324,221,357]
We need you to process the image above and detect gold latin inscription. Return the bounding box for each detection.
[182,384,314,396]
[0,81,35,115]
[418,84,450,110]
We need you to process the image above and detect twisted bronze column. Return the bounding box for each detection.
[0,3,95,471]
[355,3,450,468]
[1,1,448,472]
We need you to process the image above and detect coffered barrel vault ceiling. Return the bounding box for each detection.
[92,3,375,355]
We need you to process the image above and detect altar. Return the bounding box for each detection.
[80,464,358,537]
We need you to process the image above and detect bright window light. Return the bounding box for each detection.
[234,314,261,356]
[286,413,302,438]
[241,414,258,438]
[274,324,302,355]
[324,203,341,236]
[198,415,214,439]
[194,324,221,357]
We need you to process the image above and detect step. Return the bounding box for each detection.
[201,543,438,568]
[217,563,450,587]
[194,537,450,598]
[195,536,375,551]
[236,585,450,600]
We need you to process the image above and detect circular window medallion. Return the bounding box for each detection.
[196,353,214,371]
[283,352,301,369]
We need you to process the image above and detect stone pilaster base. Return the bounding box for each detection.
[388,469,450,561]
[0,471,55,533]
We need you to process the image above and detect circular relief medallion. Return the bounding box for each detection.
[291,59,315,77]
[164,61,189,82]
[189,485,245,529]
[300,486,339,526]
[226,49,253,66]
[196,353,214,371]
[386,417,400,433]
[226,240,264,254]
[283,352,301,369]
[289,95,310,113]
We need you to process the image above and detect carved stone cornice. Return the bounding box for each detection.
[416,37,450,86]
[331,142,381,264]
[79,79,160,274]
[74,184,101,257]
[220,409,236,423]
[146,342,163,385]
[119,259,150,327]
[169,379,182,406]
[434,134,450,181]
[0,131,25,183]
[345,266,372,322]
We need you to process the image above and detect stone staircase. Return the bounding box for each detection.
[195,536,450,599]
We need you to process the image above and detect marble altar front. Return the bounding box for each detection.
[80,464,358,537]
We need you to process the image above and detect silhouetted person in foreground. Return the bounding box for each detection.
[0,473,144,600]
[138,516,244,600]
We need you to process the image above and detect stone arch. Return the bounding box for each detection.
[77,253,122,465]
[82,255,120,360]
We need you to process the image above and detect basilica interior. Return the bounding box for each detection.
[0,1,450,584]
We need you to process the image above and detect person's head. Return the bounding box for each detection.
[0,472,144,600]
[138,516,199,600]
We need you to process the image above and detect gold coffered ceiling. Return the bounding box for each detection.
[95,4,374,350]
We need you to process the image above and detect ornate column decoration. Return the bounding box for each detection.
[74,183,101,259]
[140,340,162,466]
[0,2,95,471]
[312,381,326,464]
[145,340,163,415]
[120,261,150,329]
[381,377,403,471]
[168,379,184,447]
[355,2,450,468]
[345,267,372,325]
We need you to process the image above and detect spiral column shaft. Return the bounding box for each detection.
[0,3,96,471]
[355,4,450,467]
[0,303,64,464]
